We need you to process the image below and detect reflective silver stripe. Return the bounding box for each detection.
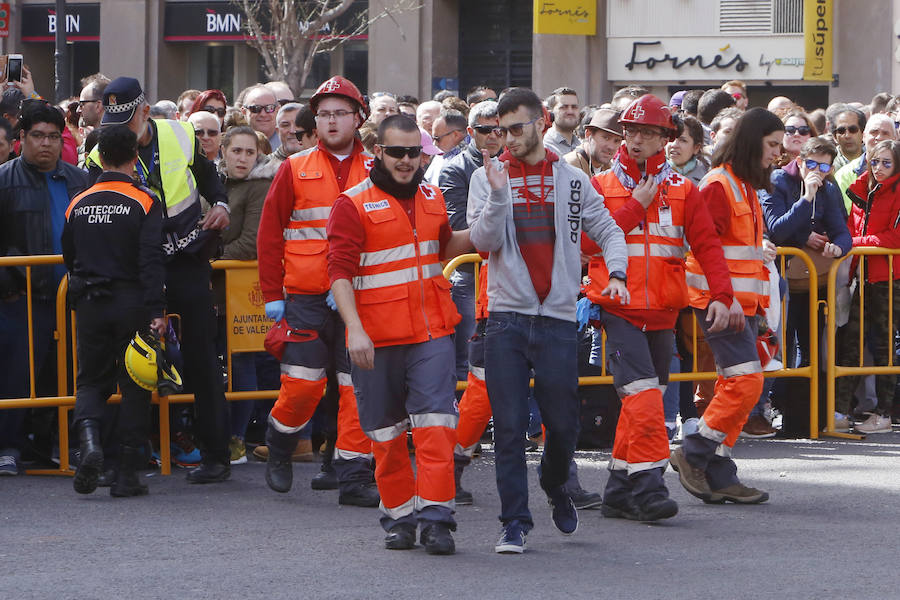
[717,360,762,378]
[608,457,628,471]
[415,495,454,512]
[685,271,709,290]
[418,240,441,256]
[337,372,353,387]
[360,243,416,267]
[731,277,769,295]
[380,497,414,520]
[353,262,444,290]
[280,363,326,381]
[647,222,685,238]
[354,266,418,290]
[698,417,728,443]
[409,412,458,429]
[715,444,733,458]
[335,448,374,460]
[165,192,197,218]
[722,246,763,261]
[291,206,332,222]
[367,419,410,442]
[618,377,659,397]
[659,384,667,395]
[269,414,308,434]
[455,442,479,458]
[284,227,327,241]
[649,244,685,259]
[700,167,743,202]
[626,243,646,256]
[626,458,669,474]
[469,365,485,381]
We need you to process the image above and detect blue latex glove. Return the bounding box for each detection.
[576,297,591,332]
[265,300,285,322]
[325,291,337,311]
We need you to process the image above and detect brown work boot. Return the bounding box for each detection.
[669,448,713,501]
[739,415,777,439]
[706,483,769,504]
[252,438,315,462]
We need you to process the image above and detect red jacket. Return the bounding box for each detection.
[847,170,900,283]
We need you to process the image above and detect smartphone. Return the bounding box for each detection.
[7,54,22,83]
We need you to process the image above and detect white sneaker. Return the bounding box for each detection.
[854,413,892,434]
[833,412,850,432]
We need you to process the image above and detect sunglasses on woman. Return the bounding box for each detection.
[804,159,832,173]
[378,145,422,159]
[201,106,226,118]
[870,158,893,170]
[785,125,811,136]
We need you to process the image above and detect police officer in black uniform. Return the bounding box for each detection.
[63,124,166,497]
[86,78,232,482]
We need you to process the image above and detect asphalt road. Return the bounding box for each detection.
[3,433,900,599]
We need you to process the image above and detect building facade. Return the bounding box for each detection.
[7,0,899,109]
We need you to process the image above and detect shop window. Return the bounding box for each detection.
[343,42,368,95]
[458,0,532,94]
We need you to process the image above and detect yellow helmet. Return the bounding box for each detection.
[124,331,183,394]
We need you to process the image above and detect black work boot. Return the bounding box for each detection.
[454,456,473,505]
[339,482,380,507]
[631,467,678,521]
[110,446,149,497]
[73,419,104,495]
[420,523,456,555]
[265,418,299,493]
[311,436,338,490]
[600,469,640,520]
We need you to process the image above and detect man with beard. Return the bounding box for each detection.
[543,87,581,157]
[467,88,628,553]
[584,94,734,522]
[328,114,472,554]
[564,108,623,176]
[256,76,378,508]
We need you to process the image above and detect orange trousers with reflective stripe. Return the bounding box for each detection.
[271,375,371,455]
[704,372,764,447]
[611,388,670,469]
[374,426,456,510]
[456,373,491,453]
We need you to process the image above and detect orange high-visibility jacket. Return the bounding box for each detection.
[686,164,769,315]
[347,179,461,347]
[586,170,690,314]
[283,148,372,295]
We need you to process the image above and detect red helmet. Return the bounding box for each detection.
[310,75,369,120]
[619,94,676,137]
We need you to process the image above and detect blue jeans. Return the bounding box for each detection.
[450,269,476,382]
[484,312,579,531]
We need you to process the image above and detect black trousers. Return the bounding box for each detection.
[165,254,229,464]
[72,286,151,448]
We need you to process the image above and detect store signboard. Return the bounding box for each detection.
[21,3,100,42]
[165,1,251,42]
[608,37,806,82]
[802,0,832,81]
[533,0,596,36]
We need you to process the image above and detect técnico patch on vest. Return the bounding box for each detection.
[363,199,391,212]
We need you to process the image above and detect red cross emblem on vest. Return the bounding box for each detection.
[320,78,341,93]
[419,183,435,200]
[630,105,645,120]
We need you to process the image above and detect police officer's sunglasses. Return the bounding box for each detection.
[378,145,422,159]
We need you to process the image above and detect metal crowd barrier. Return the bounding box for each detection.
[0,247,829,477]
[443,248,822,438]
[824,247,900,439]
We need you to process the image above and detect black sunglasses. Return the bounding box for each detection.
[785,125,811,136]
[194,128,220,138]
[472,125,497,135]
[492,116,539,137]
[834,125,860,135]
[201,105,226,118]
[379,145,422,159]
[246,103,277,114]
[294,130,310,142]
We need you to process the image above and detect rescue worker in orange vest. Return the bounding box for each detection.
[256,76,378,506]
[584,95,735,521]
[328,115,473,555]
[669,107,783,504]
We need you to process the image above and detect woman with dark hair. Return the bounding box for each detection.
[836,139,900,434]
[188,89,228,124]
[761,137,851,372]
[776,109,818,167]
[671,107,783,505]
[666,115,708,184]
